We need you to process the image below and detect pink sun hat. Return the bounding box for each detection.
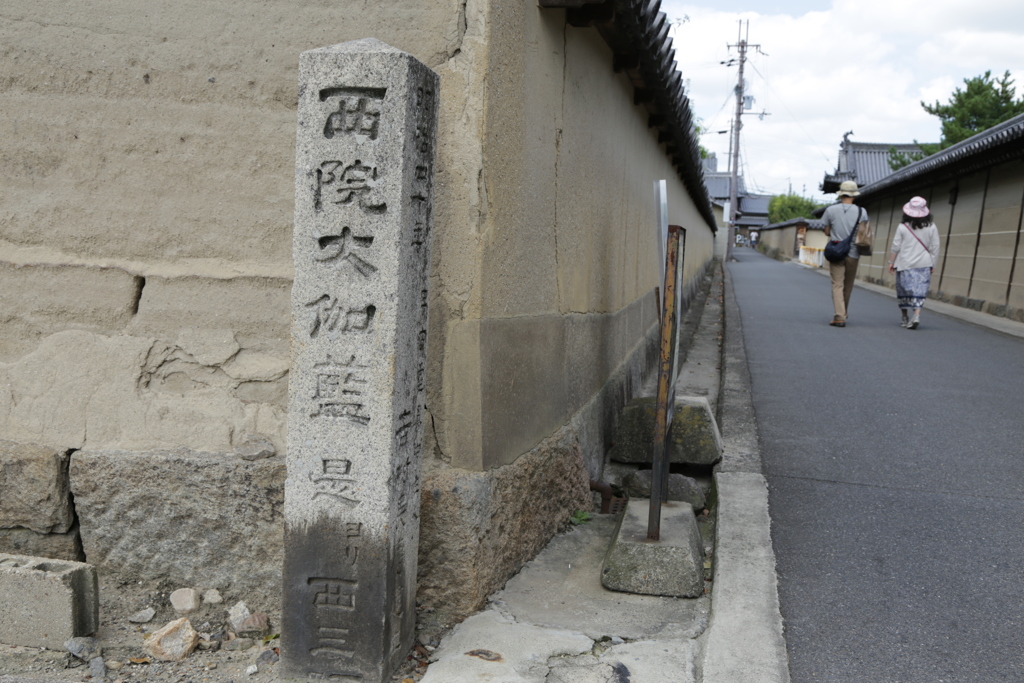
[903,196,929,217]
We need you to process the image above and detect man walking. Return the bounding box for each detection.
[821,180,867,327]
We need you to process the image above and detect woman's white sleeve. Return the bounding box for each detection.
[890,225,903,255]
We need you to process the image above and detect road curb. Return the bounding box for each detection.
[699,263,790,682]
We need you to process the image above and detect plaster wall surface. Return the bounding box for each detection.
[439,7,715,471]
[0,0,470,458]
[759,226,797,257]
[805,230,828,250]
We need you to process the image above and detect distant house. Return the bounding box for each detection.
[703,153,771,248]
[821,131,934,193]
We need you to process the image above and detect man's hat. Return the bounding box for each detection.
[837,180,860,197]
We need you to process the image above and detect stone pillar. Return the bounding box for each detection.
[281,39,437,682]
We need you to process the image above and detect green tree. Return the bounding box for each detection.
[693,114,710,160]
[888,70,1024,170]
[887,146,927,171]
[768,193,824,224]
[924,70,1024,146]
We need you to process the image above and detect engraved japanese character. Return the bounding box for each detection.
[305,296,376,338]
[310,458,360,505]
[309,626,355,660]
[315,160,387,215]
[311,355,371,425]
[321,87,385,141]
[313,226,377,278]
[309,578,357,610]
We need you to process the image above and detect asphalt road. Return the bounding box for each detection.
[729,249,1024,683]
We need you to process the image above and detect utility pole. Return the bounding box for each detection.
[725,20,762,261]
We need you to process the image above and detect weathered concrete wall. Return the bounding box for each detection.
[0,0,475,457]
[805,229,829,250]
[0,0,715,615]
[758,226,799,259]
[858,159,1024,321]
[435,8,716,474]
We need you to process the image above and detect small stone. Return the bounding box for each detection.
[128,607,156,624]
[106,660,124,670]
[89,656,106,679]
[236,612,270,638]
[202,588,224,605]
[622,470,706,511]
[142,618,200,662]
[206,662,218,670]
[256,649,279,665]
[246,664,259,676]
[197,639,221,652]
[227,601,251,631]
[610,636,625,645]
[221,637,254,652]
[170,588,201,614]
[65,637,102,662]
[234,434,276,461]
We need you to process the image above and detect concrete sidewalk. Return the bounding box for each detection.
[415,264,790,682]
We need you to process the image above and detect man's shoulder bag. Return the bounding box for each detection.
[854,208,873,256]
[824,207,863,263]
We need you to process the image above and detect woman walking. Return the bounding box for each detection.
[888,196,941,329]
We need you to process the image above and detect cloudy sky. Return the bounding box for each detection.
[662,0,1024,202]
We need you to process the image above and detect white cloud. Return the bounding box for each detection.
[661,0,1024,202]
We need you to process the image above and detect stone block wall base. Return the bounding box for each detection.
[0,553,98,649]
[601,499,704,598]
[69,449,285,608]
[607,396,723,466]
[0,440,73,534]
[417,425,592,625]
[0,524,84,562]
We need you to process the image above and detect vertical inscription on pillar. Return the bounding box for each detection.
[283,39,438,683]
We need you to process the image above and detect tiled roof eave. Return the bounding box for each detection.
[539,0,717,232]
[762,217,824,230]
[858,113,1024,199]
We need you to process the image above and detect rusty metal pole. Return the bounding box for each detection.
[648,225,682,541]
[662,227,685,503]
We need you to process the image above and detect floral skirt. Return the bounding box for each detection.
[896,267,931,309]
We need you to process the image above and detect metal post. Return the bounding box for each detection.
[648,225,682,541]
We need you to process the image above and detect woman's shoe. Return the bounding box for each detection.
[909,313,920,330]
[900,319,909,328]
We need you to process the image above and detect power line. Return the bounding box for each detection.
[746,60,832,165]
[705,90,737,131]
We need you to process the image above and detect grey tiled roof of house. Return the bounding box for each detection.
[704,173,747,201]
[736,215,769,228]
[858,112,1024,198]
[821,133,934,193]
[739,195,770,214]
